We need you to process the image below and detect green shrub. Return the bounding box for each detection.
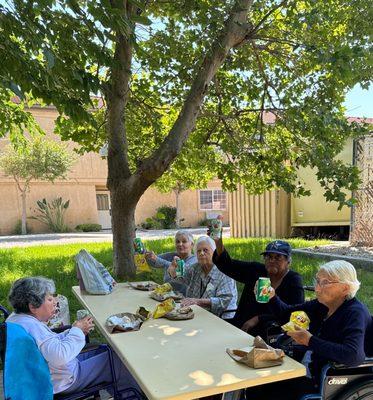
[75,223,102,232]
[198,218,209,226]
[141,217,163,230]
[156,205,176,229]
[141,206,177,229]
[31,197,70,233]
[13,220,32,235]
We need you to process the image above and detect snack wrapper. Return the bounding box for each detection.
[149,290,183,302]
[76,309,90,320]
[227,336,285,369]
[164,306,194,320]
[136,306,151,320]
[105,312,144,333]
[130,282,158,291]
[153,298,176,319]
[154,283,172,295]
[134,253,151,273]
[281,311,310,332]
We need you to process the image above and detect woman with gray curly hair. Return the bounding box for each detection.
[247,260,372,400]
[7,276,140,397]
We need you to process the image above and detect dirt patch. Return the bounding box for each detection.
[304,244,373,261]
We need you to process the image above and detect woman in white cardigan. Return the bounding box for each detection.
[7,276,140,397]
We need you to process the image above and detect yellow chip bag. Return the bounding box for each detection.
[153,298,176,319]
[281,311,310,332]
[154,283,172,295]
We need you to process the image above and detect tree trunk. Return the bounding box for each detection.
[174,189,181,228]
[110,177,146,279]
[21,189,27,235]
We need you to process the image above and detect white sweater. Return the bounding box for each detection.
[7,313,85,393]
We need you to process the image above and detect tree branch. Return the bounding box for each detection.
[138,0,255,184]
[106,0,133,187]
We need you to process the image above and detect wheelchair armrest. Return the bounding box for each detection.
[330,357,373,370]
[51,325,72,334]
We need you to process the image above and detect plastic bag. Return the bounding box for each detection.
[46,294,70,329]
[76,249,115,295]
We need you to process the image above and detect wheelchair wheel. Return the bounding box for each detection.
[334,379,373,400]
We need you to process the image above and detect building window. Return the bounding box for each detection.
[96,194,110,210]
[199,189,227,211]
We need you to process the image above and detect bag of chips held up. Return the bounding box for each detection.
[281,311,310,332]
[153,298,176,319]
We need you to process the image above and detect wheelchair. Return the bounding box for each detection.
[275,319,373,400]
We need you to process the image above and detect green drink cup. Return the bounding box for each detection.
[133,238,145,254]
[256,277,271,303]
[176,259,185,277]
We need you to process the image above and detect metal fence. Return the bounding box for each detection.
[350,134,373,247]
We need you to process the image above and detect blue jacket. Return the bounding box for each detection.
[3,322,53,400]
[269,296,372,383]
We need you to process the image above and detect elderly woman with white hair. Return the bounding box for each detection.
[246,260,372,400]
[167,236,237,318]
[145,230,197,294]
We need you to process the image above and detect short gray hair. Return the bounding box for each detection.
[319,260,360,299]
[194,235,216,253]
[175,230,194,244]
[8,277,56,314]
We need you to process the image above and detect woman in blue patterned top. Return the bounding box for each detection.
[168,236,237,318]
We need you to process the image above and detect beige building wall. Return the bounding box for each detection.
[0,106,228,234]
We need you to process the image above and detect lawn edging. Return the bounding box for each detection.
[293,249,373,270]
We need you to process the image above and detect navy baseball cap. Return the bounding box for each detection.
[261,240,292,258]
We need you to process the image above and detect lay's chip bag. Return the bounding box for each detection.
[153,298,176,319]
[154,283,172,295]
[281,311,310,332]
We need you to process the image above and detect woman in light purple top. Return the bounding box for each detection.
[7,277,140,396]
[145,230,197,294]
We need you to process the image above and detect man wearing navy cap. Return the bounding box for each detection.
[211,236,304,338]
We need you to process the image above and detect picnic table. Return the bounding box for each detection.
[72,283,305,400]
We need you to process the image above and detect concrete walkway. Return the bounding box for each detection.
[0,227,230,248]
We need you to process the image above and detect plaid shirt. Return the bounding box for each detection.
[174,263,237,318]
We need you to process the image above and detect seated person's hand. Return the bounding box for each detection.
[73,316,95,335]
[145,251,157,262]
[241,316,259,332]
[167,258,178,278]
[287,325,312,346]
[181,298,201,307]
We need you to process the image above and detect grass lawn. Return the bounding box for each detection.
[1,237,372,318]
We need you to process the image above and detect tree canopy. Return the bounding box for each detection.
[0,0,371,276]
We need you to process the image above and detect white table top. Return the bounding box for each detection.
[72,283,305,400]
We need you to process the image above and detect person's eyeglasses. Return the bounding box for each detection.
[313,278,340,288]
[264,253,285,261]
